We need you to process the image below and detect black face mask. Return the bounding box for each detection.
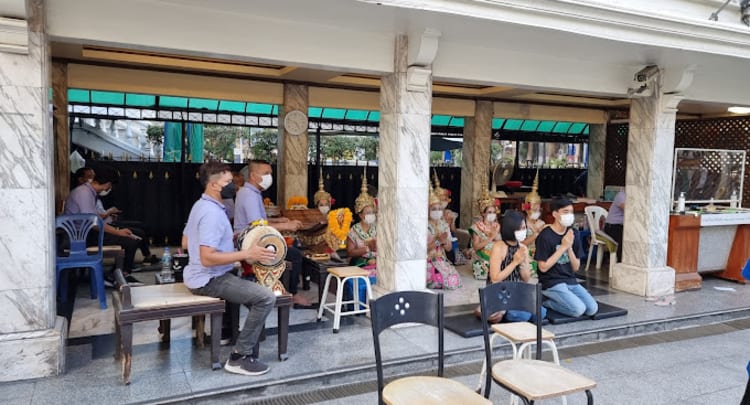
[220,182,236,199]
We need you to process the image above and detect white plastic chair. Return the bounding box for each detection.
[584,206,609,271]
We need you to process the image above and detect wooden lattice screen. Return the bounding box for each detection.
[605,116,750,205]
[604,123,629,187]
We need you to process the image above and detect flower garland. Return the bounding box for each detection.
[286,196,308,209]
[327,208,353,241]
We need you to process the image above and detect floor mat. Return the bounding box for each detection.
[546,301,628,324]
[444,313,550,338]
[444,313,485,338]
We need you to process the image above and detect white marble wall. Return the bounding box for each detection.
[277,84,309,207]
[611,73,676,297]
[0,0,67,382]
[459,101,492,229]
[376,35,433,292]
[587,123,606,199]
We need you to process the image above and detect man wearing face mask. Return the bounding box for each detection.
[80,167,160,266]
[64,166,143,286]
[234,160,312,308]
[534,198,598,318]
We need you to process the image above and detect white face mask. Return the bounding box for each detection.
[364,214,376,225]
[530,211,541,220]
[259,174,273,190]
[560,213,575,228]
[318,205,330,215]
[99,188,111,197]
[430,210,443,220]
[485,213,497,222]
[514,230,527,243]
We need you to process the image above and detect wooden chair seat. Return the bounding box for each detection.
[130,284,221,308]
[491,322,555,343]
[327,265,370,278]
[492,359,596,401]
[383,376,491,405]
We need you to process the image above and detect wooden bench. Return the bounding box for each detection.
[111,266,225,385]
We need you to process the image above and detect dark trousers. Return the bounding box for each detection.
[111,221,152,257]
[603,223,623,261]
[99,233,140,273]
[285,246,303,294]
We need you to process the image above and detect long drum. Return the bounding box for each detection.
[236,224,288,295]
[236,224,287,266]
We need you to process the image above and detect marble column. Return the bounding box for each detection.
[52,62,68,214]
[586,124,606,199]
[0,0,68,382]
[376,35,433,292]
[459,100,492,229]
[610,72,677,297]
[277,84,309,207]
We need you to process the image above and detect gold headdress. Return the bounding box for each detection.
[432,169,451,205]
[477,176,495,213]
[428,184,442,207]
[313,167,332,206]
[354,165,375,214]
[524,170,541,205]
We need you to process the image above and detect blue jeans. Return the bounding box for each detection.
[505,306,547,323]
[191,272,275,356]
[542,283,598,317]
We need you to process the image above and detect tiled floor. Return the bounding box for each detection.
[4,257,750,404]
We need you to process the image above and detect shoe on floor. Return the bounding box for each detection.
[224,353,269,376]
[103,276,116,289]
[143,254,160,265]
[220,329,234,346]
[124,274,144,286]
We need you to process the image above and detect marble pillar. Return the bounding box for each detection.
[459,100,492,229]
[277,84,309,207]
[586,124,606,199]
[376,35,433,292]
[611,73,677,297]
[0,0,68,382]
[52,62,68,214]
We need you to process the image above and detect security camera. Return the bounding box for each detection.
[634,65,659,82]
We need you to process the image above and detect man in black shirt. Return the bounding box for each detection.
[534,198,598,317]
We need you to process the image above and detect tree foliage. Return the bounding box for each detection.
[203,125,250,161]
[146,125,164,146]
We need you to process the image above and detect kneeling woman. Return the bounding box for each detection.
[488,210,546,322]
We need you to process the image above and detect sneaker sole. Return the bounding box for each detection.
[224,361,269,376]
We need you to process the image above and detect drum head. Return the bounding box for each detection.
[237,225,287,267]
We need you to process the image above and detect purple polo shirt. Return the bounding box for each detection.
[64,183,98,215]
[233,182,267,232]
[183,194,236,289]
[606,191,626,225]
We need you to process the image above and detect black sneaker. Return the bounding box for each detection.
[224,353,269,376]
[143,255,160,265]
[124,274,144,286]
[103,275,116,289]
[220,329,234,346]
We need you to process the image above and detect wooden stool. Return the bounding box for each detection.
[111,268,224,385]
[316,266,373,333]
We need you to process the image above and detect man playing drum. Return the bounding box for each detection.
[183,161,277,376]
[235,160,314,308]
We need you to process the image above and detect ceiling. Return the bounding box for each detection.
[50,41,740,118]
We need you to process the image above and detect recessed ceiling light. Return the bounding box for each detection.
[728,106,750,114]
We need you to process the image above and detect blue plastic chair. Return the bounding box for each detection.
[55,214,107,309]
